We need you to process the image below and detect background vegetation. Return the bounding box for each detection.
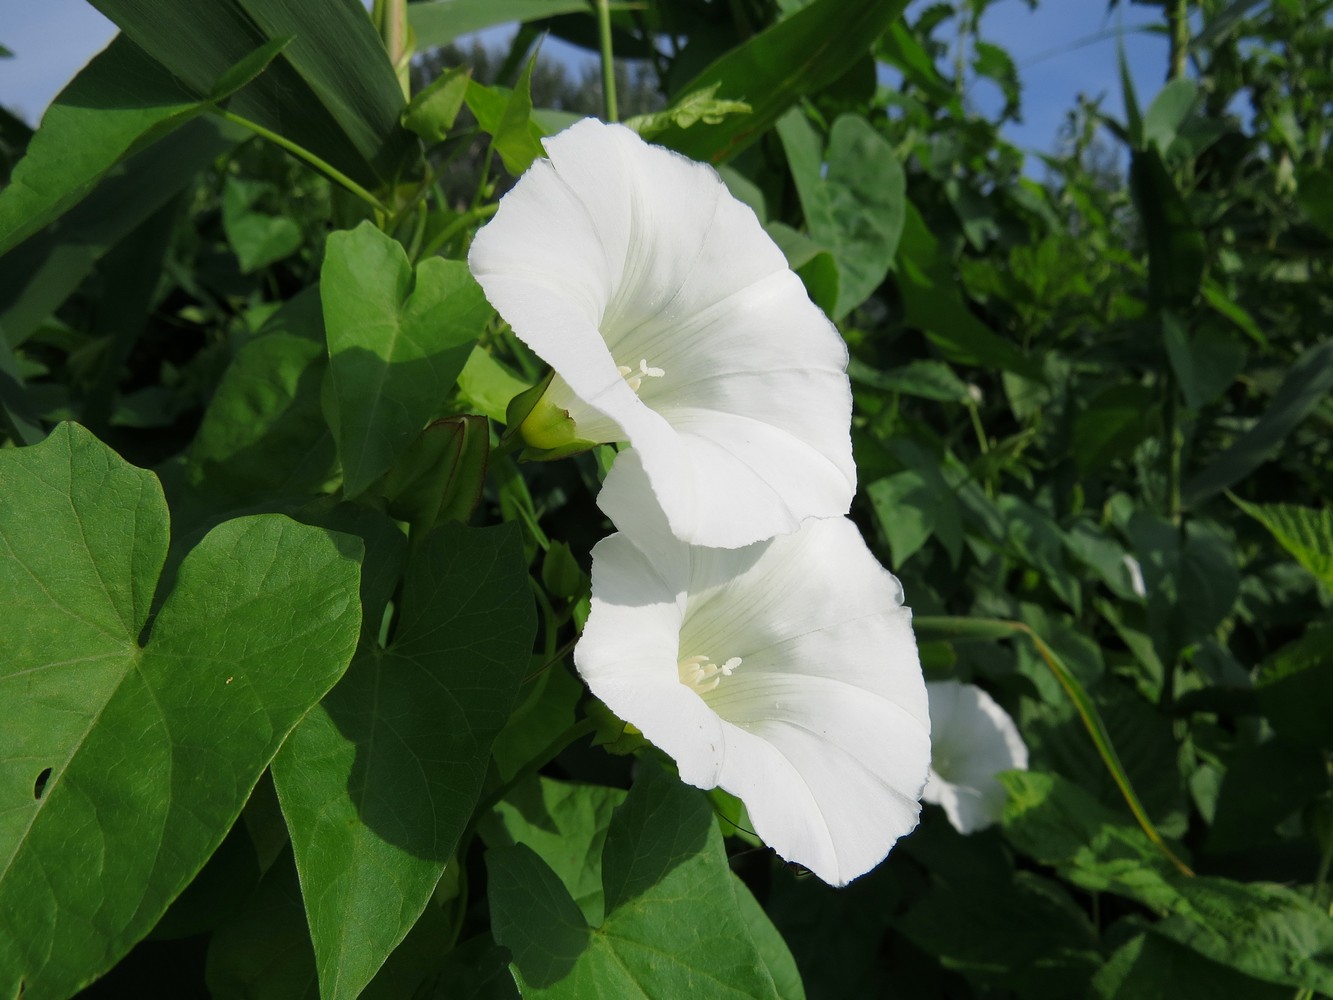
[1,0,1330,997]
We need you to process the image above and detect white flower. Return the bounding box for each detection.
[575,502,930,886]
[921,681,1028,834]
[468,118,855,549]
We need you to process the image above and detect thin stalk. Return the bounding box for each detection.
[416,203,498,259]
[1164,374,1183,523]
[596,0,619,122]
[1019,622,1195,877]
[213,108,389,215]
[1166,0,1189,82]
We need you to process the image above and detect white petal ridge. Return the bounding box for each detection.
[575,516,931,885]
[469,118,855,548]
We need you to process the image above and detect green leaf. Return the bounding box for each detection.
[321,222,491,497]
[653,0,909,163]
[222,176,303,273]
[1126,513,1240,664]
[1130,146,1206,307]
[1296,164,1333,237]
[0,117,237,350]
[470,54,545,177]
[779,111,905,318]
[401,65,471,143]
[893,203,1044,380]
[625,85,752,140]
[1183,340,1333,506]
[408,0,591,48]
[457,347,530,423]
[490,664,582,783]
[272,521,534,1000]
[1142,78,1198,154]
[1162,312,1246,410]
[1073,383,1158,475]
[765,221,840,316]
[899,870,1099,995]
[1232,496,1333,591]
[867,469,962,568]
[488,765,782,998]
[1093,932,1289,1000]
[1256,622,1333,750]
[91,0,414,186]
[0,35,257,257]
[482,777,627,926]
[206,850,319,1000]
[186,287,336,509]
[1000,772,1182,911]
[1153,878,1333,994]
[847,357,971,403]
[0,423,362,998]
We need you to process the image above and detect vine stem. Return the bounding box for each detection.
[416,203,499,259]
[596,0,619,122]
[212,108,389,215]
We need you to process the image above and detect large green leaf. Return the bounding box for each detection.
[653,0,909,163]
[272,521,534,1000]
[408,0,590,48]
[0,423,362,999]
[321,222,491,498]
[1182,339,1333,506]
[0,35,270,258]
[779,111,905,319]
[90,0,415,186]
[488,765,783,998]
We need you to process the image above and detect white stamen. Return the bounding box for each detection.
[618,358,665,393]
[677,652,741,695]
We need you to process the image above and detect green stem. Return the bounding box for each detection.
[1166,0,1189,82]
[1164,368,1183,524]
[213,108,389,215]
[416,203,498,259]
[1018,623,1195,878]
[596,0,619,122]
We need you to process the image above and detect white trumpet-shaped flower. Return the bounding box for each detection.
[468,118,855,549]
[921,681,1029,834]
[575,499,930,886]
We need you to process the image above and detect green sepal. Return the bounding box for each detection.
[502,370,598,460]
[379,414,490,535]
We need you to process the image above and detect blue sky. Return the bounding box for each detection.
[0,0,1168,157]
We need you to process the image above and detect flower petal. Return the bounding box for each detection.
[574,533,726,789]
[576,515,930,885]
[469,118,854,548]
[921,681,1028,834]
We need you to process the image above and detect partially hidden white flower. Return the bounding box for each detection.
[575,487,930,886]
[921,681,1029,834]
[468,118,855,549]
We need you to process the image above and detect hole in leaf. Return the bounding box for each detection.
[33,767,52,800]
